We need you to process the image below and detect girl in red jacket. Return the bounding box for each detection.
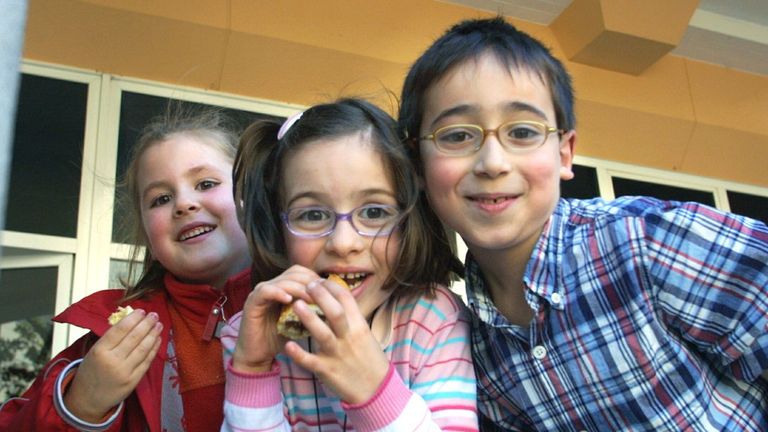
[0,108,252,431]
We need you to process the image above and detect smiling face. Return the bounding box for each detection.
[419,52,575,261]
[137,133,250,287]
[281,131,400,319]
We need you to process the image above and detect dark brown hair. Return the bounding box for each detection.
[234,97,462,298]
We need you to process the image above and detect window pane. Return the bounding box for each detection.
[112,92,285,243]
[109,258,143,289]
[0,266,57,399]
[727,191,768,225]
[612,177,716,206]
[562,164,599,199]
[6,74,88,237]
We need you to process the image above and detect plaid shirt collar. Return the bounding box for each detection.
[465,199,572,325]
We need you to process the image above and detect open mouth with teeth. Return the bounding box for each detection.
[323,272,368,290]
[473,196,510,205]
[178,225,214,241]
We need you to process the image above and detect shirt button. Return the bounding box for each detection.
[532,345,547,359]
[551,292,562,305]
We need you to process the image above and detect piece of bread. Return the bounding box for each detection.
[107,305,135,325]
[276,274,349,340]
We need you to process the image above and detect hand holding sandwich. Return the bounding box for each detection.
[64,308,162,423]
[231,265,317,374]
[231,264,389,404]
[283,275,390,405]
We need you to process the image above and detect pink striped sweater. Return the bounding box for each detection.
[220,284,478,431]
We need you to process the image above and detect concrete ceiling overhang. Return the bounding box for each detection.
[550,0,699,75]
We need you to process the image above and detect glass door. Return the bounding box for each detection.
[0,251,74,400]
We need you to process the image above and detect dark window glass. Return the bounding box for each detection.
[112,92,285,243]
[612,177,716,206]
[562,164,600,199]
[6,74,88,237]
[0,266,58,399]
[727,191,768,225]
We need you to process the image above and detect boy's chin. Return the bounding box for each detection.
[462,230,535,254]
[467,238,514,252]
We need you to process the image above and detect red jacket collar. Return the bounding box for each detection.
[162,267,251,324]
[53,267,252,333]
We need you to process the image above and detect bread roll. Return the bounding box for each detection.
[276,274,349,340]
[107,305,135,325]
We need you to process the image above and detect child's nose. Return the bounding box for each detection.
[174,193,200,216]
[473,134,511,178]
[324,218,365,256]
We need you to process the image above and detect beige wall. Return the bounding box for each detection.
[23,0,768,187]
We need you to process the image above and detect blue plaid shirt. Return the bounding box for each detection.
[467,196,768,431]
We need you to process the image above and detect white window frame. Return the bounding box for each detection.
[1,253,74,356]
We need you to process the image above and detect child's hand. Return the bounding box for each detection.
[63,309,162,423]
[231,265,318,374]
[284,278,390,404]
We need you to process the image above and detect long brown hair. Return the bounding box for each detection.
[118,107,240,301]
[234,97,462,299]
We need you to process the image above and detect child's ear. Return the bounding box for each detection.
[559,130,576,181]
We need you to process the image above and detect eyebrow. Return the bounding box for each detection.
[285,188,396,209]
[428,101,549,130]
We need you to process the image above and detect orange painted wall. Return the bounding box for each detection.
[22,0,768,187]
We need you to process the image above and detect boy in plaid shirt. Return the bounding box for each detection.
[399,16,768,431]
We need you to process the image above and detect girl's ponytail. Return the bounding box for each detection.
[233,120,288,282]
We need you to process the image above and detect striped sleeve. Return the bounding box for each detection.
[220,312,290,432]
[383,286,479,431]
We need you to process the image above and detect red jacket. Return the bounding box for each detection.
[0,269,252,431]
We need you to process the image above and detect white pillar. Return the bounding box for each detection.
[0,0,28,262]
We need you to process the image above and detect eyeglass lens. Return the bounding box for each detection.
[284,204,399,237]
[433,121,551,154]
